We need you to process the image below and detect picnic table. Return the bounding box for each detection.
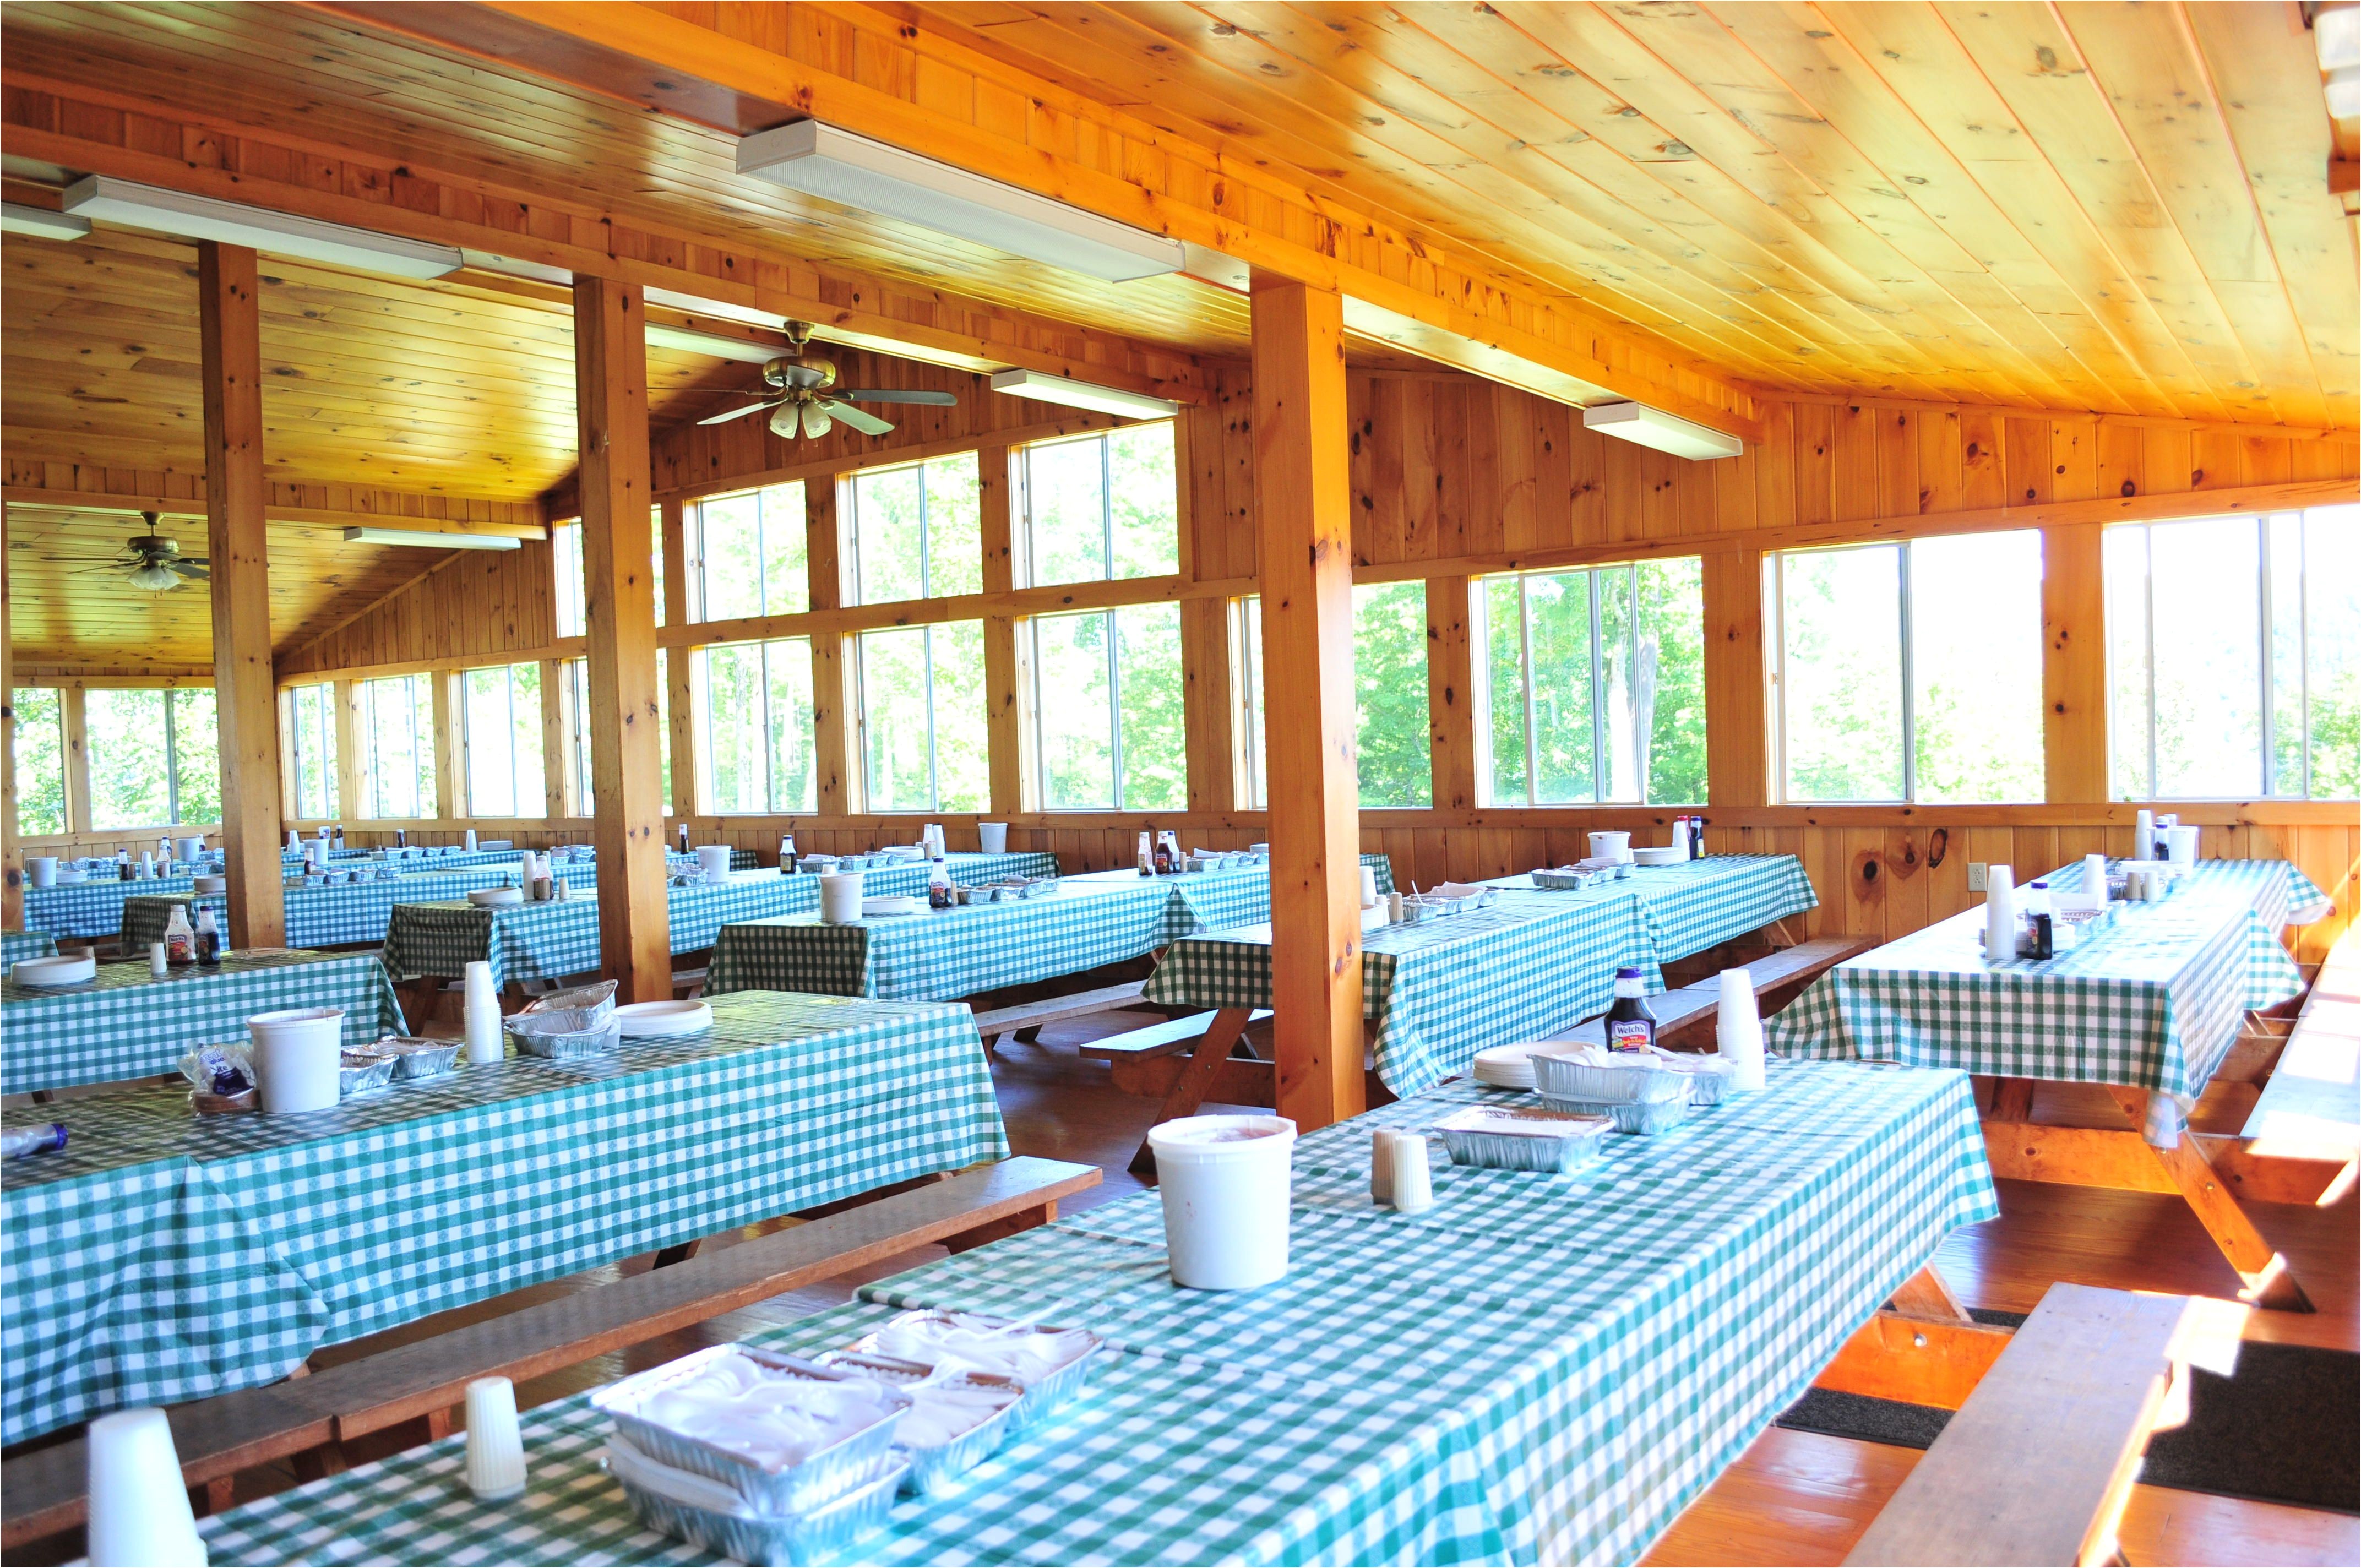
[1,930,58,966]
[706,856,1394,1001]
[189,1054,1995,1566]
[1145,854,1818,1099]
[0,950,407,1097]
[1767,856,2330,1312]
[0,988,1006,1446]
[118,865,599,953]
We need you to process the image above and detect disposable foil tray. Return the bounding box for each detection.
[1432,1104,1612,1172]
[811,1349,1024,1494]
[606,1435,903,1568]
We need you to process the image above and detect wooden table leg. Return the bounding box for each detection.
[2104,1088,2314,1313]
[1889,1263,1974,1324]
[1990,1076,2036,1121]
[1128,1007,1254,1177]
[395,976,444,1033]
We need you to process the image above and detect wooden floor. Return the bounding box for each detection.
[20,1011,2355,1564]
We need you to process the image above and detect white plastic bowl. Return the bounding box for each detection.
[193,875,227,894]
[614,999,714,1038]
[1631,846,1687,867]
[13,953,96,987]
[468,887,524,907]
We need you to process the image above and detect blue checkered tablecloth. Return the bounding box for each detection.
[0,950,409,1096]
[1766,859,2319,1102]
[1,931,59,966]
[117,866,598,953]
[1147,856,1814,1097]
[808,851,1063,900]
[378,873,820,989]
[0,989,1006,1445]
[192,1056,1995,1567]
[27,875,204,939]
[706,857,1394,1001]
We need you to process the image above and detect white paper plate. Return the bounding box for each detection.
[614,1000,714,1038]
[1631,846,1687,867]
[13,954,96,987]
[467,888,524,907]
[1471,1041,1550,1089]
[862,895,918,917]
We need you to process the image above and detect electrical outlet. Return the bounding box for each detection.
[1967,862,1988,892]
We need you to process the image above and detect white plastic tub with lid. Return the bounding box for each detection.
[1147,1114,1297,1290]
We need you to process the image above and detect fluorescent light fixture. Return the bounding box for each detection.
[1,202,89,241]
[737,120,1184,282]
[989,368,1180,420]
[1180,241,1250,295]
[344,527,520,551]
[1581,400,1744,461]
[63,176,463,279]
[2318,2,2359,72]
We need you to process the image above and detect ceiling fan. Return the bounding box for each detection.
[696,320,956,439]
[81,513,210,592]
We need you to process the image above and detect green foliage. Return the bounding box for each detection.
[1354,582,1432,808]
[12,688,67,836]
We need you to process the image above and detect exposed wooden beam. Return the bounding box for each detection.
[806,476,856,815]
[976,444,1034,817]
[1252,271,1364,1132]
[572,273,670,1003]
[197,241,287,948]
[658,498,697,821]
[2042,523,2110,804]
[1424,578,1476,815]
[1702,550,1770,810]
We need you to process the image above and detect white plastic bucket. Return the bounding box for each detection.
[978,823,1009,855]
[175,836,206,866]
[26,857,57,889]
[696,845,734,883]
[819,872,864,924]
[1148,1114,1297,1290]
[248,1008,345,1113]
[1588,831,1631,863]
[2165,825,2200,867]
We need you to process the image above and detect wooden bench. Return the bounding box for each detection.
[1843,1282,2194,1567]
[2239,923,2360,1169]
[970,981,1147,1058]
[0,1156,1098,1551]
[1539,936,1876,1051]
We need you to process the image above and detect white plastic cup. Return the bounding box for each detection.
[1384,1130,1434,1215]
[820,872,864,924]
[1984,865,2016,963]
[248,1008,345,1113]
[695,845,733,884]
[2083,852,2110,904]
[1717,968,1767,1092]
[26,856,56,888]
[464,1375,527,1500]
[88,1408,208,1567]
[978,823,1008,855]
[2166,825,2200,867]
[464,828,479,852]
[463,960,503,1066]
[149,942,168,980]
[1589,830,1631,864]
[285,830,301,852]
[1358,864,1379,907]
[1147,1114,1296,1290]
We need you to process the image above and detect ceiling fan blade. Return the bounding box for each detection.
[170,559,211,579]
[801,402,833,439]
[840,389,958,406]
[697,398,783,427]
[822,400,895,437]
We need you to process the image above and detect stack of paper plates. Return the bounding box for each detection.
[613,1000,714,1038]
[1471,1042,1554,1091]
[862,895,918,916]
[13,953,96,987]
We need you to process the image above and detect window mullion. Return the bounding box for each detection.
[1587,570,1604,803]
[1102,437,1116,581]
[1899,543,1917,804]
[164,690,180,826]
[1105,610,1124,810]
[2258,516,2275,796]
[922,627,942,811]
[2299,518,2312,799]
[2144,527,2158,800]
[1518,576,1539,807]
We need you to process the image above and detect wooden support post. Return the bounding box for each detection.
[570,274,669,1002]
[197,241,286,948]
[1250,272,1364,1132]
[977,445,1033,818]
[538,658,569,821]
[659,498,697,822]
[807,477,857,815]
[1701,547,1768,814]
[331,680,363,825]
[2043,522,2109,803]
[431,671,461,822]
[1426,576,1476,813]
[1,506,18,931]
[62,687,90,842]
[1180,595,1239,813]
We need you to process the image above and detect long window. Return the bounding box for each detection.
[703,640,816,813]
[1476,559,1707,806]
[692,482,807,621]
[461,664,545,817]
[2107,507,2359,799]
[858,621,987,812]
[1235,587,1433,809]
[359,673,437,819]
[850,455,981,605]
[86,688,219,829]
[551,510,664,634]
[1019,424,1179,586]
[285,683,338,820]
[1770,532,2044,803]
[12,688,68,836]
[1032,605,1185,810]
[564,656,672,816]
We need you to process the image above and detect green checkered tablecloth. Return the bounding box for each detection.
[0,989,1006,1445]
[1147,856,1813,1097]
[0,951,407,1097]
[2160,856,2335,929]
[1,931,58,965]
[193,1057,1995,1567]
[118,867,590,953]
[706,857,1394,1001]
[27,875,205,939]
[817,851,1063,897]
[1766,859,2318,1103]
[378,873,816,989]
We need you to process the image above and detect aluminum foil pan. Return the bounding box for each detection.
[508,978,617,1037]
[590,1346,909,1516]
[1537,1091,1691,1134]
[510,1015,622,1060]
[852,1310,1101,1433]
[1432,1104,1613,1172]
[336,1049,397,1096]
[810,1349,1024,1495]
[377,1037,461,1080]
[1528,868,1598,891]
[1661,1055,1734,1106]
[606,1436,904,1568]
[1530,1052,1690,1105]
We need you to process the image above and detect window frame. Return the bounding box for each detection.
[688,482,806,623]
[10,685,72,837]
[699,637,817,815]
[357,672,437,821]
[845,453,979,607]
[1014,423,1179,589]
[458,663,543,819]
[1235,597,1267,812]
[84,685,216,830]
[284,682,337,821]
[854,620,986,814]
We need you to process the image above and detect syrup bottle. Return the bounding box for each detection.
[1604,967,1657,1052]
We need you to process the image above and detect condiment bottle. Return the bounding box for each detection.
[117,849,134,882]
[163,904,197,968]
[1604,966,1657,1052]
[2025,880,2054,961]
[194,907,222,968]
[928,858,955,909]
[1137,831,1154,876]
[779,834,798,875]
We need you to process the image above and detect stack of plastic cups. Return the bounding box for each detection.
[463,960,503,1065]
[465,1376,527,1500]
[1717,968,1767,1092]
[88,1408,209,1566]
[1983,864,2016,963]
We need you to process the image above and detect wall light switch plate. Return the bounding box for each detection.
[1968,862,1988,892]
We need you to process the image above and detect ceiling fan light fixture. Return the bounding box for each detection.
[128,560,184,592]
[802,402,833,439]
[736,120,1185,282]
[988,368,1180,420]
[1580,400,1744,461]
